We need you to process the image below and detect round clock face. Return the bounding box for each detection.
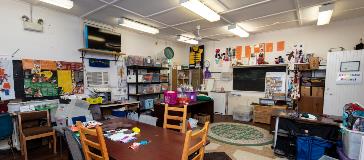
[204,60,210,68]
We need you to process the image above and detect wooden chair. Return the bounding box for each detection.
[163,104,187,133]
[181,122,210,160]
[18,110,56,160]
[76,121,109,160]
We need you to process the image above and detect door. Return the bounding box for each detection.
[324,50,364,116]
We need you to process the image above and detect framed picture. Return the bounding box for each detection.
[340,61,360,72]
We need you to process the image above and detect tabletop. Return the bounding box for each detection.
[100,118,186,160]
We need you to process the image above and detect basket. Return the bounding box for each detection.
[164,91,177,105]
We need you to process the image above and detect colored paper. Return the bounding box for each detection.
[265,43,273,53]
[40,60,57,70]
[245,46,251,58]
[236,46,242,60]
[254,45,260,53]
[277,41,285,51]
[57,70,73,93]
[22,59,34,70]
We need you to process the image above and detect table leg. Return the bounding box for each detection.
[273,117,279,148]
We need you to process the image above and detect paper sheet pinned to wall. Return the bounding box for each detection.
[245,46,251,58]
[265,43,273,53]
[0,60,15,100]
[236,46,242,60]
[277,41,285,51]
[57,70,73,93]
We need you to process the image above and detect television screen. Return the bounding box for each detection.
[233,66,286,91]
[84,25,121,52]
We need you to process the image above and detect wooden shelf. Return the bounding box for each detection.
[129,92,163,96]
[127,65,169,70]
[127,82,169,84]
[79,48,125,56]
[233,64,288,68]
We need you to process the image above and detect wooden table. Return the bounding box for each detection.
[100,118,186,160]
[154,100,214,127]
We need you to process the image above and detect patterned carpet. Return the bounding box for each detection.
[205,122,287,160]
[208,122,273,146]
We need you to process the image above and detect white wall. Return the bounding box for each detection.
[203,16,364,91]
[0,0,188,64]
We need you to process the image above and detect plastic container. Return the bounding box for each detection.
[342,126,364,159]
[144,99,154,110]
[233,111,252,122]
[139,115,158,126]
[185,91,197,102]
[111,111,127,117]
[164,91,177,105]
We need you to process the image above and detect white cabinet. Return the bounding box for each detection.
[208,92,228,115]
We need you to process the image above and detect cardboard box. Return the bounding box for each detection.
[309,57,320,69]
[296,64,310,71]
[312,87,324,97]
[301,86,311,96]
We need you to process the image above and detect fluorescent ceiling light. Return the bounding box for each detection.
[180,0,220,22]
[118,18,159,34]
[317,3,334,26]
[39,0,74,9]
[203,0,228,13]
[177,35,198,45]
[227,24,249,37]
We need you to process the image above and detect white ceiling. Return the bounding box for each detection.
[21,0,364,42]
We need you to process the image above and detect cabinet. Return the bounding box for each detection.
[253,105,287,124]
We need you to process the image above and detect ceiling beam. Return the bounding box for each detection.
[294,0,303,25]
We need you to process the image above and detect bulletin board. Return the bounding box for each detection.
[22,59,84,99]
[189,45,204,69]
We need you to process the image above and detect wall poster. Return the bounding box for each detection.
[189,45,204,68]
[0,60,15,100]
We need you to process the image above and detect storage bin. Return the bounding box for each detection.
[185,91,197,102]
[164,91,177,105]
[233,111,252,122]
[342,126,364,159]
[143,99,154,110]
[153,84,161,93]
[139,115,158,126]
[143,73,153,82]
[111,110,127,117]
[152,73,160,82]
[160,74,168,82]
[127,75,143,83]
[194,113,210,125]
[296,136,332,160]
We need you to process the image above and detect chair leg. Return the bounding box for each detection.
[53,133,57,154]
[8,136,15,160]
[23,140,28,160]
[20,136,24,155]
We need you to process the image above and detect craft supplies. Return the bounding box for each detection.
[128,140,151,150]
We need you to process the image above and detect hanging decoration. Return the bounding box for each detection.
[189,45,204,68]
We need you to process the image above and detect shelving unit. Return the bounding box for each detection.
[126,65,169,112]
[79,48,125,62]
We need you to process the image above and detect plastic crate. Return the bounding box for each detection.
[233,111,252,122]
[164,91,177,105]
[111,111,127,117]
[185,91,197,102]
[342,126,364,159]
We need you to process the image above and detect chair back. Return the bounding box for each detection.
[0,113,13,140]
[181,122,209,160]
[18,110,50,130]
[76,121,109,160]
[64,127,84,160]
[163,104,187,133]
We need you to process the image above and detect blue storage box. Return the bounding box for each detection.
[111,111,127,117]
[296,136,333,160]
[144,99,154,110]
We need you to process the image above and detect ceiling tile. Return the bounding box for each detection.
[159,27,183,35]
[333,0,364,15]
[113,0,179,17]
[222,0,296,22]
[21,0,106,17]
[173,19,228,32]
[203,34,235,41]
[300,5,319,25]
[218,0,269,10]
[199,26,231,37]
[248,21,299,33]
[298,0,332,8]
[86,5,166,28]
[149,7,202,26]
[238,11,297,32]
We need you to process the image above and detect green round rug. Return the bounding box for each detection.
[208,122,273,146]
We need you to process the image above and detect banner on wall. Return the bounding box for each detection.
[189,45,204,68]
[336,72,362,85]
[0,60,15,100]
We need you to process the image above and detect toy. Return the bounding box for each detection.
[132,127,140,133]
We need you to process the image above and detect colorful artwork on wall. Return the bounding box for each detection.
[22,59,84,98]
[0,60,15,100]
[189,45,204,68]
